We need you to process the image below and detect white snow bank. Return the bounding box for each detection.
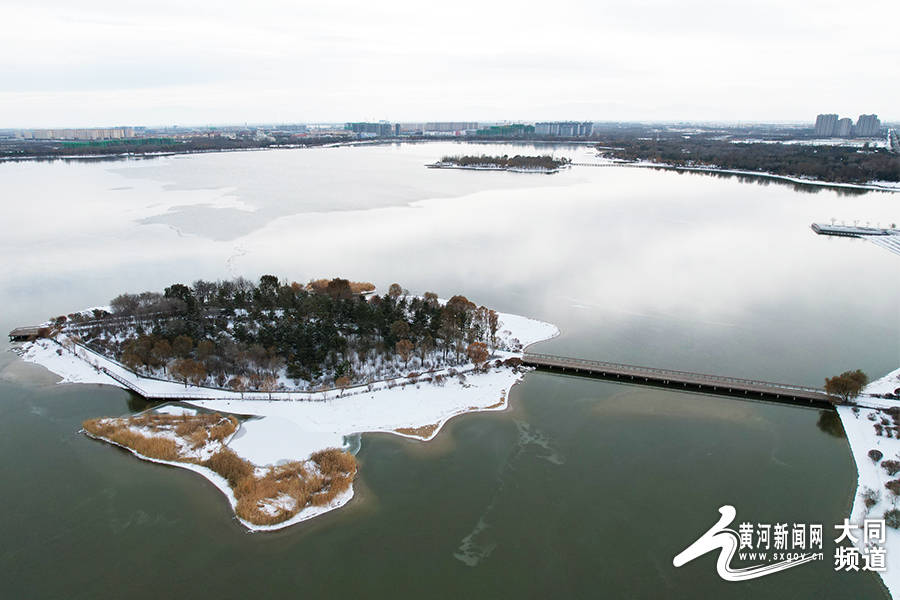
[836,368,900,598]
[189,363,529,465]
[229,416,343,466]
[863,368,900,397]
[18,339,115,385]
[497,311,559,349]
[154,405,197,416]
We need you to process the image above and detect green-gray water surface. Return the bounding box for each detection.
[1,142,898,599]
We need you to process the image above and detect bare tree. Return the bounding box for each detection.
[395,339,414,370]
[336,375,351,397]
[466,342,489,368]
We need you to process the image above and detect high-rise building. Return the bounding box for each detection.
[423,122,478,133]
[26,127,136,140]
[835,118,853,137]
[855,114,881,137]
[814,114,838,136]
[344,122,394,137]
[814,113,881,138]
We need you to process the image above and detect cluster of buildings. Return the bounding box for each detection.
[345,122,484,137]
[343,121,598,139]
[16,127,136,141]
[814,113,882,138]
[535,122,593,137]
[344,122,398,137]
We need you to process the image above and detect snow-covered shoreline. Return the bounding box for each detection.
[15,308,558,531]
[836,368,900,598]
[82,426,355,532]
[591,158,900,193]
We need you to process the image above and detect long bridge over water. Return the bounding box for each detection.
[521,353,833,407]
[8,325,837,407]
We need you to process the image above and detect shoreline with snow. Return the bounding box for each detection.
[589,157,900,193]
[14,308,559,531]
[82,420,356,532]
[836,368,900,598]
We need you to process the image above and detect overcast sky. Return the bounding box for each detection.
[2,0,897,127]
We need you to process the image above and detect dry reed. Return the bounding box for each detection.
[83,412,357,527]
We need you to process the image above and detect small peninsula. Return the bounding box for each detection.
[427,154,571,173]
[13,276,558,530]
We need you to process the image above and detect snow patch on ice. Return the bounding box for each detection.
[154,404,197,416]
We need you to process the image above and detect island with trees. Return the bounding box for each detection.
[65,276,517,393]
[428,154,571,173]
[15,276,558,530]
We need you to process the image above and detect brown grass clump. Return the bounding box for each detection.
[84,412,358,527]
[83,417,180,462]
[230,450,357,525]
[311,448,358,475]
[394,423,441,439]
[234,461,320,525]
[84,412,240,456]
[208,415,240,442]
[307,449,357,507]
[204,448,254,487]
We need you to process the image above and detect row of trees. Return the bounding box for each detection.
[1,134,352,161]
[438,154,570,170]
[75,277,510,391]
[598,135,900,183]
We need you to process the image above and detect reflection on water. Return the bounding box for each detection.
[125,395,160,414]
[816,409,847,438]
[680,168,880,196]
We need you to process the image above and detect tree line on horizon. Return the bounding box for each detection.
[598,135,900,183]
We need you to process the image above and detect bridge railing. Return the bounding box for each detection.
[522,352,827,394]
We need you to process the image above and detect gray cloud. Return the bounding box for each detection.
[0,0,897,126]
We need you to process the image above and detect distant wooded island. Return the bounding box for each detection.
[428,154,571,172]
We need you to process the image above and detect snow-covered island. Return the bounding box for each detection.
[427,154,571,174]
[11,277,558,531]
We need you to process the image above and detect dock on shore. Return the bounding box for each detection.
[8,326,47,342]
[811,223,899,237]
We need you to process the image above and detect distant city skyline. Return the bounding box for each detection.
[1,0,897,128]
